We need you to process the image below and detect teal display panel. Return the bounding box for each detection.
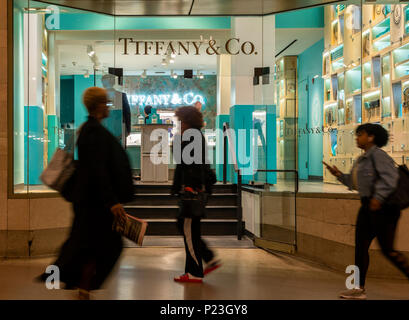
[252,105,277,185]
[47,115,59,162]
[229,105,277,185]
[24,106,44,185]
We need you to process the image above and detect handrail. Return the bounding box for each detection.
[222,121,299,241]
[255,169,299,194]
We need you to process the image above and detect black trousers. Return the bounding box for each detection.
[50,203,123,290]
[177,217,214,278]
[355,198,409,287]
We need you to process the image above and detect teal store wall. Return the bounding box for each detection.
[297,39,324,179]
[44,13,231,31]
[276,7,324,29]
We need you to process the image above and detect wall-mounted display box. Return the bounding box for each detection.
[274,56,298,177]
[323,3,409,183]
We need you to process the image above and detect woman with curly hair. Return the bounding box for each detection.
[325,123,409,299]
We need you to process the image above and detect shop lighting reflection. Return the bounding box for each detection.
[363,90,380,99]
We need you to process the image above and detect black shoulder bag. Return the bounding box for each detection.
[371,155,409,210]
[178,165,208,218]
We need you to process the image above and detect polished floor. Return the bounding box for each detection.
[1,246,408,300]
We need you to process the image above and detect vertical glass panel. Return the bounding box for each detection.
[14,1,116,194]
[13,0,28,194]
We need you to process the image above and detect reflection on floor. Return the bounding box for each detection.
[1,247,408,300]
[124,236,255,248]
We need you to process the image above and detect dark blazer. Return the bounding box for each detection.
[75,116,134,208]
[171,130,216,195]
[122,92,131,136]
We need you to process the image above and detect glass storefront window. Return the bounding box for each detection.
[11,1,409,197]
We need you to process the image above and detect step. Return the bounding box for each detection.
[127,193,237,206]
[123,205,238,219]
[133,183,237,194]
[135,218,241,236]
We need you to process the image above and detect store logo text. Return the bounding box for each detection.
[118,38,257,56]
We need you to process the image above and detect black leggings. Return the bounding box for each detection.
[355,199,409,286]
[177,217,214,278]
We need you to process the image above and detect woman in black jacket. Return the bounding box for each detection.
[41,87,133,299]
[171,106,219,283]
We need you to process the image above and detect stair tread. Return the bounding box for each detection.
[124,205,238,208]
[139,219,238,222]
[132,193,237,196]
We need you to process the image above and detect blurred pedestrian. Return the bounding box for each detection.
[325,123,409,300]
[171,106,219,283]
[39,87,134,299]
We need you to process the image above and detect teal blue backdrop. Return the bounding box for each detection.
[297,39,324,179]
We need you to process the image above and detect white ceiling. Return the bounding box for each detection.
[275,28,324,58]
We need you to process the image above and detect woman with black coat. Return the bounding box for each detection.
[171,106,219,283]
[40,87,133,299]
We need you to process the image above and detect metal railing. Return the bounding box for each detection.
[222,122,299,242]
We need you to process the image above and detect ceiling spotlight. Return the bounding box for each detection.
[87,45,95,57]
[161,58,167,66]
[141,69,147,78]
[171,53,176,58]
[84,70,90,78]
[171,70,178,79]
[169,58,175,64]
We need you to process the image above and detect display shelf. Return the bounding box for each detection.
[363,61,372,91]
[324,102,337,127]
[362,89,381,123]
[373,33,391,53]
[332,57,344,73]
[362,28,371,58]
[372,17,391,40]
[324,77,332,101]
[323,51,330,76]
[372,56,381,87]
[392,81,402,118]
[345,66,361,96]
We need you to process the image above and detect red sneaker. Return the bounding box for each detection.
[204,259,222,276]
[174,273,203,283]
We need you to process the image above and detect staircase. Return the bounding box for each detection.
[124,183,243,236]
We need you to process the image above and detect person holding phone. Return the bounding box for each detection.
[324,123,409,300]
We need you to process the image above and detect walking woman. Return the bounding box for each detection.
[325,123,409,299]
[171,106,219,283]
[40,87,133,299]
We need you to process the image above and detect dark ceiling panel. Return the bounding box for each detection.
[36,0,345,16]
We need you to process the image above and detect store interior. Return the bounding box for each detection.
[12,1,409,194]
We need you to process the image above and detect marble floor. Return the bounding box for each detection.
[1,247,408,300]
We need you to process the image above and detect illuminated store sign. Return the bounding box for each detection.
[119,38,258,56]
[129,92,205,107]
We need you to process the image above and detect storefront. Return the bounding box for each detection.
[1,1,409,278]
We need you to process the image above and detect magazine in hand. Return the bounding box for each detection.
[112,213,148,246]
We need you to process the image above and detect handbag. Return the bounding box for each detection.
[178,165,208,218]
[40,125,83,202]
[40,148,76,193]
[371,155,409,210]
